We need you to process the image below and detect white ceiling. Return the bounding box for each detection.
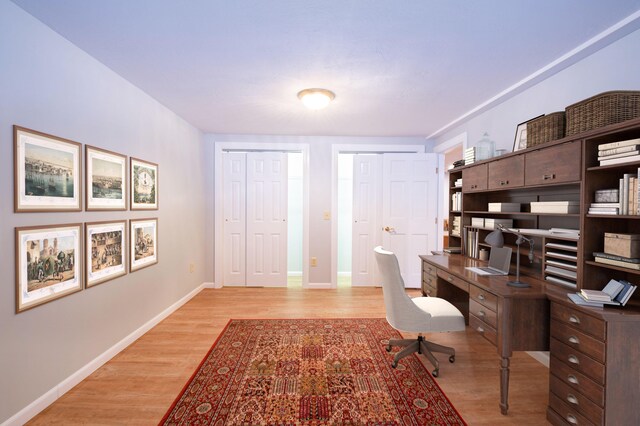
[11,0,640,137]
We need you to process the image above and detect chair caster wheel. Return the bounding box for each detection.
[386,345,392,352]
[449,355,455,363]
[432,369,439,377]
[391,361,398,368]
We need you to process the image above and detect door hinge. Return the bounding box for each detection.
[435,217,438,224]
[435,167,439,174]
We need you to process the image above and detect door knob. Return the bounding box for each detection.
[383,226,395,232]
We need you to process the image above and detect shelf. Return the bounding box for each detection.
[450,186,462,190]
[586,214,640,219]
[450,210,462,214]
[585,260,640,276]
[465,210,580,217]
[587,161,640,172]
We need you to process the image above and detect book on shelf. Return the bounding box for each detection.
[615,280,637,306]
[581,279,624,301]
[593,251,640,263]
[594,256,640,270]
[568,293,604,308]
[487,202,520,212]
[530,201,579,214]
[598,137,640,151]
[600,154,640,166]
[577,293,620,305]
[598,150,640,161]
[599,144,640,156]
[444,247,462,254]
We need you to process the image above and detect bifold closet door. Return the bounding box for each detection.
[351,154,382,287]
[246,152,288,287]
[223,152,247,286]
[381,153,438,288]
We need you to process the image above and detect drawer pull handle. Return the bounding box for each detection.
[568,336,580,345]
[478,310,486,318]
[568,355,580,365]
[569,315,580,324]
[476,326,485,333]
[478,294,485,301]
[567,375,579,385]
[499,180,509,186]
[567,394,579,405]
[543,173,556,180]
[566,414,578,424]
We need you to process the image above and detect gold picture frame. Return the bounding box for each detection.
[130,157,158,210]
[86,145,127,211]
[15,223,83,313]
[130,218,158,272]
[85,220,127,288]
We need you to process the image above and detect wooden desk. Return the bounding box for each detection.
[420,254,550,415]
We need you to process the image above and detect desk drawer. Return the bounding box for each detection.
[550,356,604,407]
[437,269,469,292]
[422,279,437,297]
[551,321,605,363]
[470,314,497,347]
[469,299,497,328]
[422,262,438,277]
[551,303,605,341]
[469,285,498,312]
[551,338,605,385]
[550,374,603,425]
[549,393,598,426]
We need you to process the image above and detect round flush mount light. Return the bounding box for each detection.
[297,88,335,110]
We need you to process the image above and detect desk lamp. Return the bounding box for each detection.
[498,225,534,288]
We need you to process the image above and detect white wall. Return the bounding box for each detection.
[0,2,207,423]
[431,27,640,151]
[206,134,428,284]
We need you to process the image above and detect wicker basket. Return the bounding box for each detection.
[565,90,640,136]
[527,112,566,148]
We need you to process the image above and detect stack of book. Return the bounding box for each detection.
[464,147,476,165]
[530,201,579,214]
[452,159,465,168]
[588,202,619,215]
[568,279,637,307]
[593,251,640,270]
[598,137,640,166]
[454,178,462,188]
[451,216,461,237]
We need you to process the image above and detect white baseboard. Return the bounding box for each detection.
[203,282,217,289]
[526,351,550,368]
[1,282,208,426]
[305,282,332,289]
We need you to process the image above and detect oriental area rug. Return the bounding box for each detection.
[161,318,465,425]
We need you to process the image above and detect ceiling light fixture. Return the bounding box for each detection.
[297,88,335,110]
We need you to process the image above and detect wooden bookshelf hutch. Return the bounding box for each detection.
[442,117,640,425]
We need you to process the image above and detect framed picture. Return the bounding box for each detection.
[85,221,127,287]
[130,158,158,210]
[15,223,83,313]
[14,126,82,212]
[512,115,544,152]
[86,146,127,211]
[130,218,158,272]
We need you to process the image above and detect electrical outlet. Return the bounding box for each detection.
[310,257,317,267]
[189,263,195,273]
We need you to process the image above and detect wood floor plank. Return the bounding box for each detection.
[28,287,550,425]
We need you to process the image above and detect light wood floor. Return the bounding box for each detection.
[29,287,550,425]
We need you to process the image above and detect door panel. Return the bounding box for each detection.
[246,152,288,286]
[223,152,247,286]
[352,155,382,286]
[382,154,438,288]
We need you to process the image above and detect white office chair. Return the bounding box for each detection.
[374,246,465,377]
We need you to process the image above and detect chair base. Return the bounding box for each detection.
[386,335,455,377]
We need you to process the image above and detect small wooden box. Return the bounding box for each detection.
[604,233,640,258]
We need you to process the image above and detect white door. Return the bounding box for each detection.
[246,152,288,286]
[351,155,382,286]
[223,152,247,286]
[382,153,439,288]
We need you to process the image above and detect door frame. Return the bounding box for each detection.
[215,142,310,288]
[330,144,426,289]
